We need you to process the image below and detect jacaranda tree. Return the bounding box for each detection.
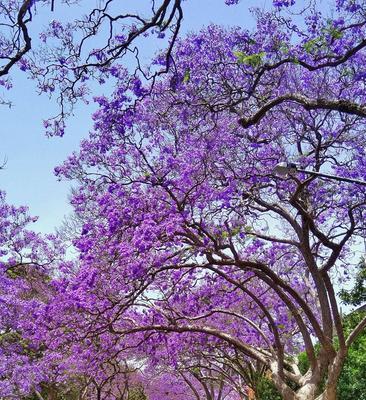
[0,191,65,398]
[36,2,366,399]
[1,1,366,400]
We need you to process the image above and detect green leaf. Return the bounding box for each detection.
[234,51,266,67]
[329,28,343,39]
[303,36,328,54]
[231,226,241,236]
[323,20,343,40]
[233,50,246,63]
[279,42,290,54]
[183,68,191,83]
[303,38,319,54]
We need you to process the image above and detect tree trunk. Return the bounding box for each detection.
[295,383,318,400]
[315,348,347,400]
[316,385,337,400]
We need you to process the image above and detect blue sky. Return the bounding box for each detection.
[0,0,263,233]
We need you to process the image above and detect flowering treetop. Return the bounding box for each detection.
[46,5,366,398]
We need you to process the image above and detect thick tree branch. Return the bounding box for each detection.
[239,95,366,129]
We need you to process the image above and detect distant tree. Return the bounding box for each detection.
[336,310,366,400]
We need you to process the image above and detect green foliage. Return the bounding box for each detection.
[303,20,342,55]
[295,311,366,400]
[336,259,366,398]
[297,346,326,397]
[339,259,366,306]
[338,342,366,400]
[221,226,241,239]
[337,261,366,399]
[231,226,241,236]
[183,68,191,83]
[297,344,323,375]
[337,310,366,400]
[323,19,343,40]
[256,376,282,400]
[297,350,310,375]
[303,37,325,54]
[327,26,343,39]
[277,41,290,54]
[233,51,266,67]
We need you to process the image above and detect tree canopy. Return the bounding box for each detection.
[0,1,366,400]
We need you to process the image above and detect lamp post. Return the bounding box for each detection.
[273,162,366,186]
